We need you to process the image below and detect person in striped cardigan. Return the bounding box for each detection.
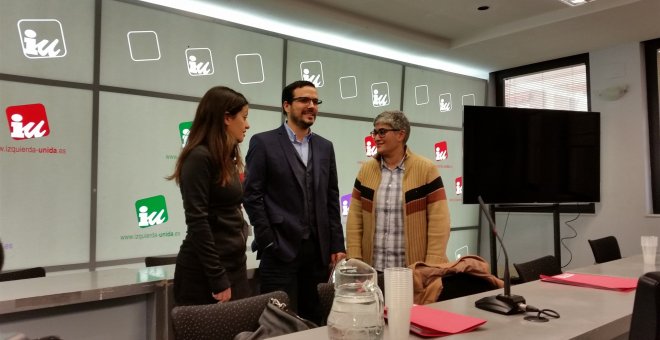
[346,110,451,272]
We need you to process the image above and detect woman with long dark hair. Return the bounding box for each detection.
[167,86,251,305]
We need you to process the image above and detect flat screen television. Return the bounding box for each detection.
[462,105,600,204]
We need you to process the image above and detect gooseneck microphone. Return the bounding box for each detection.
[474,196,526,315]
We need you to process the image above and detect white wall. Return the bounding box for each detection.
[586,42,660,259]
[481,42,660,273]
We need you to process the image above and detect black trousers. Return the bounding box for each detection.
[258,237,328,324]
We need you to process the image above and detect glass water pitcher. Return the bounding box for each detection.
[327,258,384,340]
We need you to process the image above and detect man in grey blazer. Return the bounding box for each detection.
[243,80,346,323]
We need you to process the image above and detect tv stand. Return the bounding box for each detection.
[486,203,595,276]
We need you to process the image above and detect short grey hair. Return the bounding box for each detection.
[374,110,410,144]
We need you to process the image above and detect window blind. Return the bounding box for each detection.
[504,64,588,111]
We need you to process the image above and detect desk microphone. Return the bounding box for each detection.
[474,196,526,315]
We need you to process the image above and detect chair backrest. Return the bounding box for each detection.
[317,282,335,326]
[513,255,562,283]
[144,255,177,267]
[171,290,288,340]
[0,267,46,282]
[437,272,499,301]
[588,236,622,264]
[629,271,660,340]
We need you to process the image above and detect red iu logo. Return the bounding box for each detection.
[364,135,377,157]
[455,176,463,195]
[434,141,448,161]
[5,103,50,140]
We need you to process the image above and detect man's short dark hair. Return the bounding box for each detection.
[281,80,316,115]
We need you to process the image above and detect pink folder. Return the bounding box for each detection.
[540,272,637,292]
[407,304,487,337]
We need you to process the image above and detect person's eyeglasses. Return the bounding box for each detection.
[292,97,322,106]
[370,128,400,137]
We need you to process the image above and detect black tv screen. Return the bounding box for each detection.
[462,105,600,204]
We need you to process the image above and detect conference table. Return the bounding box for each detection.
[272,255,654,340]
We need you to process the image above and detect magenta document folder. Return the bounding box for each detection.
[540,272,637,292]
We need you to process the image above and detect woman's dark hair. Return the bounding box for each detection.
[167,86,248,186]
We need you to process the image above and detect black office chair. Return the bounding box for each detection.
[144,255,177,267]
[588,236,622,264]
[317,282,335,326]
[171,290,288,340]
[0,267,46,282]
[437,272,500,301]
[629,271,660,340]
[513,255,563,283]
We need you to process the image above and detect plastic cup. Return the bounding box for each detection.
[641,236,658,265]
[384,267,413,340]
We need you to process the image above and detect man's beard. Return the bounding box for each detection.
[291,111,315,129]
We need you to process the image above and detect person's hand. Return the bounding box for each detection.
[212,287,231,303]
[330,252,347,269]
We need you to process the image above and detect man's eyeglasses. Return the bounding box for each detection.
[370,128,400,137]
[291,97,322,106]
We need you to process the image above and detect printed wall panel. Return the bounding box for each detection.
[286,41,403,119]
[96,91,280,261]
[100,0,284,106]
[0,0,95,83]
[404,66,487,128]
[0,81,92,269]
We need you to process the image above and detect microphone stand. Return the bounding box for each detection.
[475,196,526,315]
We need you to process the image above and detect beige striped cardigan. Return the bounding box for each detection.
[346,148,451,266]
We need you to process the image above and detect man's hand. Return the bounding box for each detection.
[330,252,347,269]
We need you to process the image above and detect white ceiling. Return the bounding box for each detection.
[198,0,660,78]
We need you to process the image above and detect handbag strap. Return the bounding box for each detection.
[269,298,318,328]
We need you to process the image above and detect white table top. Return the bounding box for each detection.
[0,265,175,314]
[271,255,655,340]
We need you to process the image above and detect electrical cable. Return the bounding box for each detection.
[518,303,560,322]
[560,206,581,268]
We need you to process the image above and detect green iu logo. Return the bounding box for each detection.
[179,121,192,148]
[135,195,168,228]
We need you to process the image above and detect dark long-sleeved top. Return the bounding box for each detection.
[177,145,247,294]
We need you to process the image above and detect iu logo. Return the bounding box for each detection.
[5,103,50,140]
[434,141,448,161]
[455,177,463,195]
[439,93,452,112]
[300,61,324,87]
[17,19,67,59]
[340,193,352,216]
[135,195,169,228]
[364,136,377,157]
[371,82,390,107]
[185,48,214,76]
[179,121,192,148]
